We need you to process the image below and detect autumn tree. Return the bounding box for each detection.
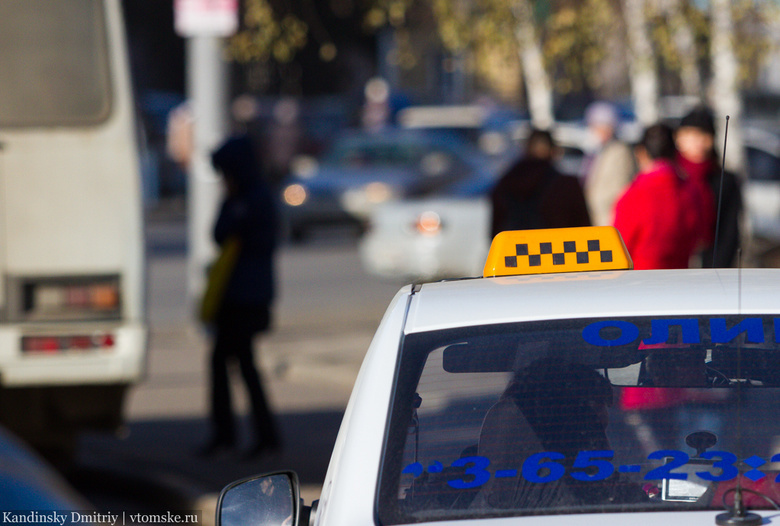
[228,0,778,141]
[420,0,555,128]
[228,0,309,64]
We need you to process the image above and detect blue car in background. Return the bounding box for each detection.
[279,127,495,242]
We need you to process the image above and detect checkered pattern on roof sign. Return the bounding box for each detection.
[504,239,613,268]
[483,227,632,277]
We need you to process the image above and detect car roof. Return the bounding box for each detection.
[405,268,780,333]
[330,127,480,150]
[0,425,90,510]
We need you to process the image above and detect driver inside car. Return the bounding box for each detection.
[476,358,648,509]
[643,347,709,387]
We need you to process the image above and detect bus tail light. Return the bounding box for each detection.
[11,275,122,322]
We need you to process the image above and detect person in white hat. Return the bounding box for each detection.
[581,101,637,227]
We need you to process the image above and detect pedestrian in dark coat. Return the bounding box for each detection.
[491,129,590,237]
[675,105,742,268]
[200,134,281,458]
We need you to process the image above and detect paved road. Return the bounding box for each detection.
[70,212,406,520]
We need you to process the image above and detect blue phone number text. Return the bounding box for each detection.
[402,450,780,490]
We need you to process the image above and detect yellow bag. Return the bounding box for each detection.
[199,237,241,324]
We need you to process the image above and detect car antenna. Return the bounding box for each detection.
[711,116,729,268]
[712,124,760,524]
[715,248,762,526]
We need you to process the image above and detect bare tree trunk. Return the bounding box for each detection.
[709,0,744,172]
[657,0,702,97]
[623,0,660,125]
[511,0,554,130]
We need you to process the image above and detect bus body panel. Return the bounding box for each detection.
[1,127,146,322]
[0,0,147,451]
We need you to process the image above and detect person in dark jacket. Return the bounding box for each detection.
[675,105,742,267]
[490,129,590,237]
[200,134,281,458]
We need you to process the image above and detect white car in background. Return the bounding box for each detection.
[359,122,592,281]
[360,194,493,281]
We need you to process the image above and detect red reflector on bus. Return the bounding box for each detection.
[22,333,116,353]
[97,333,115,347]
[22,337,60,353]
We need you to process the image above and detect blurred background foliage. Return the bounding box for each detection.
[227,0,779,105]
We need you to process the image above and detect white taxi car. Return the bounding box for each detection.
[217,227,780,526]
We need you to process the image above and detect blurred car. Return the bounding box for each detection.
[396,104,526,175]
[216,226,780,526]
[279,128,494,241]
[0,424,90,510]
[359,193,492,281]
[742,125,780,242]
[359,123,590,281]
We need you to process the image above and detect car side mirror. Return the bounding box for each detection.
[216,471,301,526]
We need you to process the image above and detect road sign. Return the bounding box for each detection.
[174,0,238,37]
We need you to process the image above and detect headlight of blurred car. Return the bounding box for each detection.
[283,183,308,207]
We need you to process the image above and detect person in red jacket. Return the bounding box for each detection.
[613,123,708,270]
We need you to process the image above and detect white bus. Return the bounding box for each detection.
[0,0,146,458]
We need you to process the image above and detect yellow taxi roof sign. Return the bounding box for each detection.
[483,226,633,278]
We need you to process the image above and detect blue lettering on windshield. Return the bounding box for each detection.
[583,317,777,347]
[642,319,700,345]
[582,321,638,347]
[711,318,764,344]
[402,448,776,489]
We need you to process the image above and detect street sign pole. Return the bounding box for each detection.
[175,0,237,308]
[185,35,228,305]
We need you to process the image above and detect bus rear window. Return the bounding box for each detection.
[0,0,111,127]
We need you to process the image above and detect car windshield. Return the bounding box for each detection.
[378,315,780,523]
[325,140,438,168]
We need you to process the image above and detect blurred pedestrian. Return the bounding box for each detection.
[675,105,742,267]
[264,98,304,188]
[199,135,281,458]
[613,123,705,270]
[490,129,590,237]
[581,101,637,226]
